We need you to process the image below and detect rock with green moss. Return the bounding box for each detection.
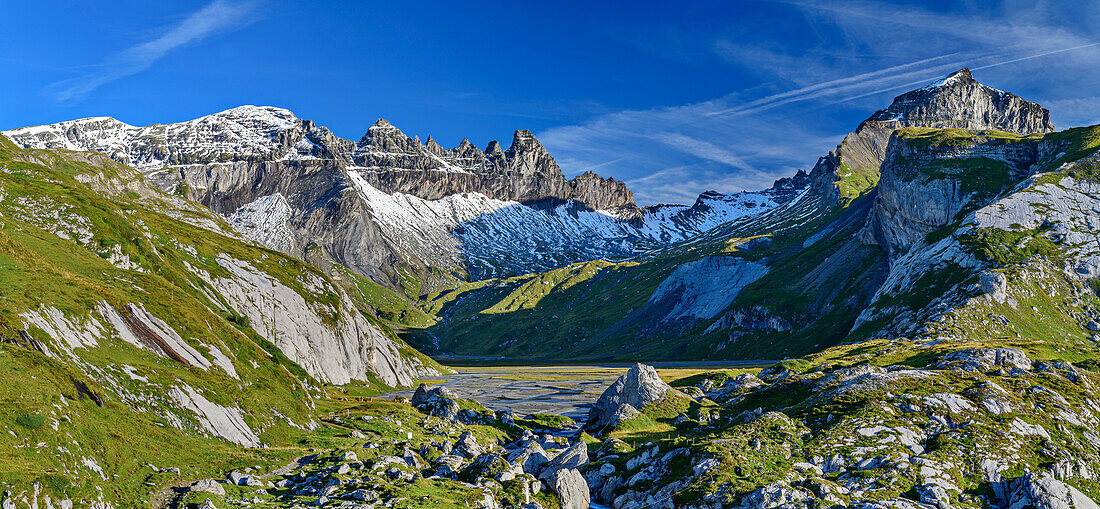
[587,363,688,431]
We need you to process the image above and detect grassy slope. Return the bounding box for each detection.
[0,139,442,506]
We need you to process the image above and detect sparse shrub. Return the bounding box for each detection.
[16,413,46,429]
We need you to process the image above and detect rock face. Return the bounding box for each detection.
[586,364,676,430]
[189,479,226,497]
[861,127,1067,257]
[642,255,769,326]
[350,119,635,211]
[865,68,1054,134]
[808,68,1055,204]
[937,348,1033,372]
[358,169,636,212]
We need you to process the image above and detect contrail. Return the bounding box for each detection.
[827,42,1100,108]
[972,42,1100,71]
[710,41,1100,119]
[706,53,960,117]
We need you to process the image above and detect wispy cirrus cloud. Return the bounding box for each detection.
[540,1,1100,206]
[45,0,257,103]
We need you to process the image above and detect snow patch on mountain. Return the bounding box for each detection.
[3,106,309,170]
[635,191,780,246]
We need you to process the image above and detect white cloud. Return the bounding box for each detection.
[46,0,257,103]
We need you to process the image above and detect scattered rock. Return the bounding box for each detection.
[190,479,225,497]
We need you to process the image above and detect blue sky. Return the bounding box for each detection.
[2,1,1099,205]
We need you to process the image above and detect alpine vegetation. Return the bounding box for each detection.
[3,52,1100,509]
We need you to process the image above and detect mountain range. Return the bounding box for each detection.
[6,67,1091,365]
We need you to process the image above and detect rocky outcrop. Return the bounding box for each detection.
[1008,473,1100,509]
[861,130,1067,257]
[643,256,769,326]
[587,364,679,430]
[936,348,1032,372]
[543,468,589,509]
[351,121,635,212]
[169,384,261,447]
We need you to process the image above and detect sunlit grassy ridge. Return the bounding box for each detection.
[0,139,447,506]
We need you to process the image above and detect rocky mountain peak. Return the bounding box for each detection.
[358,118,419,153]
[424,135,445,155]
[936,67,974,85]
[450,138,484,161]
[484,140,507,172]
[806,68,1056,205]
[505,129,561,177]
[864,68,1054,134]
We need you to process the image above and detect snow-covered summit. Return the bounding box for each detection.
[3,105,316,170]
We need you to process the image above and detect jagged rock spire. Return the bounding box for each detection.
[505,130,562,177]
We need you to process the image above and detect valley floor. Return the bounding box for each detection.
[376,363,774,421]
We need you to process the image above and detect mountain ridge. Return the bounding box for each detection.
[4,106,803,289]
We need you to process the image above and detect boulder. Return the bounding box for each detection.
[584,468,604,491]
[709,373,765,402]
[979,271,1009,303]
[738,482,814,508]
[413,386,461,421]
[1009,473,1100,509]
[540,441,588,476]
[411,383,430,405]
[190,479,225,497]
[587,363,678,430]
[918,482,954,509]
[543,468,589,509]
[507,440,549,475]
[433,454,465,478]
[598,475,622,504]
[455,431,483,458]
